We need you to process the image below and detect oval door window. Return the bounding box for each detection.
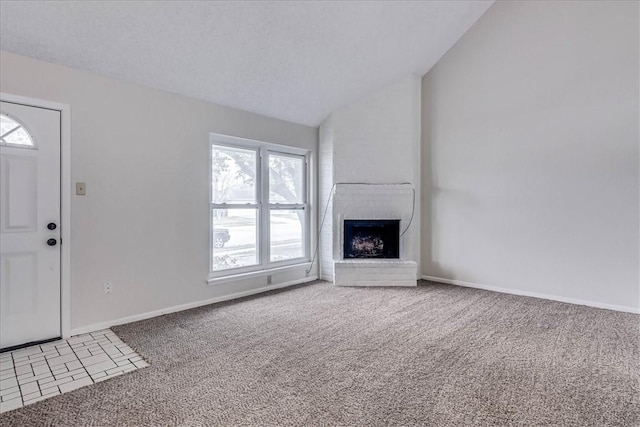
[0,113,36,148]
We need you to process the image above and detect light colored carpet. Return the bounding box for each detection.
[1,280,638,426]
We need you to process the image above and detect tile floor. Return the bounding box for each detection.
[0,329,149,413]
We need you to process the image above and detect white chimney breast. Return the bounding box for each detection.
[318,76,421,286]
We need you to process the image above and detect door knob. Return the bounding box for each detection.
[46,238,57,247]
[47,222,57,230]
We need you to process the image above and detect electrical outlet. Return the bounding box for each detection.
[267,275,272,285]
[104,281,113,294]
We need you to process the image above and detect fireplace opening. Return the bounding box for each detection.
[343,219,400,259]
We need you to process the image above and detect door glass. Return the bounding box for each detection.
[0,114,34,147]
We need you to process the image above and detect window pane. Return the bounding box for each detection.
[212,145,256,204]
[212,208,258,271]
[269,153,304,204]
[0,115,19,136]
[4,127,32,146]
[1,114,34,147]
[270,209,304,262]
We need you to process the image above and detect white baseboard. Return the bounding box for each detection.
[70,276,318,336]
[421,275,640,314]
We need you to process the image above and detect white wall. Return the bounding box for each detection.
[319,76,421,279]
[0,51,318,331]
[422,1,639,311]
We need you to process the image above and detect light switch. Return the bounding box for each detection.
[76,182,86,196]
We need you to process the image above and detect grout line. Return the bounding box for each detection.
[9,349,23,407]
[2,329,146,413]
[39,343,62,397]
[67,334,96,386]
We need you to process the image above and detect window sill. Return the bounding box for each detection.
[207,262,312,286]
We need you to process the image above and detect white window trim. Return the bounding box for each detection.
[208,133,311,283]
[207,262,312,285]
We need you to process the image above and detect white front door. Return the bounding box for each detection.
[0,101,61,349]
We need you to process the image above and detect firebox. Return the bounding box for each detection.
[343,219,400,259]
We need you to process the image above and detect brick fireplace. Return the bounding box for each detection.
[331,184,418,287]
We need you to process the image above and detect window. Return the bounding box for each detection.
[210,135,309,276]
[0,114,34,147]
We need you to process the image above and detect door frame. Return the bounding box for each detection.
[1,92,72,340]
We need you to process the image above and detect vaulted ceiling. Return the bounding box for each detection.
[0,1,493,126]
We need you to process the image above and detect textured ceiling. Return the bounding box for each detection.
[0,1,493,126]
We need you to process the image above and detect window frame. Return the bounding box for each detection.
[209,134,310,279]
